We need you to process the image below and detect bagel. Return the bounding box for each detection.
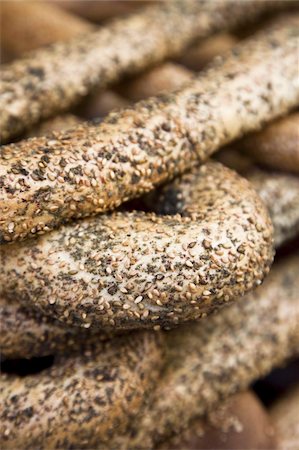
[1,19,298,243]
[1,256,298,450]
[117,255,299,449]
[0,331,162,450]
[0,0,93,61]
[2,162,299,359]
[216,149,299,246]
[239,113,299,174]
[76,89,129,120]
[53,0,149,23]
[270,384,299,450]
[0,297,114,359]
[0,162,273,331]
[177,33,238,71]
[1,1,292,142]
[118,63,193,102]
[246,168,299,247]
[158,391,278,450]
[25,114,82,138]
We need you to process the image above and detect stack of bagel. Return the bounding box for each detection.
[1,1,299,449]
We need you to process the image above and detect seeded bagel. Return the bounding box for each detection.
[270,384,299,450]
[157,391,278,450]
[240,113,299,174]
[116,255,299,449]
[1,0,292,142]
[215,148,299,246]
[246,169,299,247]
[177,32,238,71]
[0,297,115,359]
[0,331,162,449]
[0,0,93,61]
[0,162,273,331]
[1,19,298,243]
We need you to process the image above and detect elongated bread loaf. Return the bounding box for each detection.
[240,113,299,174]
[270,384,299,450]
[0,0,93,61]
[0,0,296,141]
[2,164,298,358]
[115,255,299,449]
[0,162,273,330]
[158,391,278,450]
[1,18,298,243]
[1,331,162,449]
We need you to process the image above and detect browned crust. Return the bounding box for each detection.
[115,255,299,449]
[52,0,149,23]
[0,297,115,359]
[240,113,299,174]
[25,114,82,138]
[158,391,278,450]
[0,162,273,331]
[0,0,93,61]
[177,33,238,71]
[215,148,299,246]
[118,63,193,101]
[1,19,298,243]
[270,384,299,450]
[247,168,299,247]
[0,331,163,449]
[1,1,296,141]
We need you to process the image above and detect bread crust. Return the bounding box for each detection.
[240,113,299,174]
[1,19,298,243]
[0,1,296,141]
[0,162,273,331]
[0,331,162,449]
[116,256,299,449]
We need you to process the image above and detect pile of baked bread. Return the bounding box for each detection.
[1,1,298,449]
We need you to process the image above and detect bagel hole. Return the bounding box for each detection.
[1,355,55,376]
[124,188,181,216]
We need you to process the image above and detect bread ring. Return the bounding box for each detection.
[0,297,115,359]
[118,63,193,102]
[1,256,297,450]
[176,33,238,72]
[270,384,299,450]
[2,163,299,359]
[158,391,278,450]
[246,168,299,247]
[53,0,150,23]
[0,161,273,331]
[240,113,299,174]
[1,19,298,243]
[0,331,162,450]
[0,0,291,142]
[215,148,299,246]
[0,0,93,62]
[117,255,299,449]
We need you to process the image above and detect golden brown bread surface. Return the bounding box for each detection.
[158,391,278,450]
[177,32,238,71]
[1,256,298,449]
[0,0,93,61]
[52,0,149,23]
[240,113,299,174]
[0,297,115,359]
[1,19,298,243]
[0,162,273,331]
[270,384,299,450]
[1,0,296,141]
[118,63,193,101]
[115,255,299,449]
[0,331,163,449]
